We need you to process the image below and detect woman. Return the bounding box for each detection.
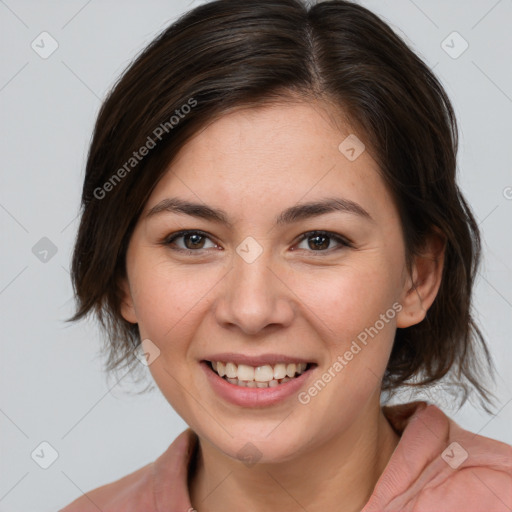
[60,0,512,510]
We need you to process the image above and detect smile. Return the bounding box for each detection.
[206,360,313,388]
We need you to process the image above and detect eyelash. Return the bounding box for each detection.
[162,229,352,256]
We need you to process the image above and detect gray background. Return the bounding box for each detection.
[1,1,511,510]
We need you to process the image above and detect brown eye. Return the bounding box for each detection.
[164,230,218,253]
[307,234,330,250]
[295,231,351,253]
[183,233,206,249]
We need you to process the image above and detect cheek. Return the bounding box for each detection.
[130,262,214,345]
[292,261,399,343]
[129,264,215,415]
[289,261,399,404]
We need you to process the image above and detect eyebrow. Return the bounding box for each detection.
[145,196,373,226]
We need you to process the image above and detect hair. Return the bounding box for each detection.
[67,0,496,412]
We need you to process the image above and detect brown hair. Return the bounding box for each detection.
[68,0,496,411]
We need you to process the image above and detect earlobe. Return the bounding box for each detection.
[118,277,138,324]
[396,229,446,329]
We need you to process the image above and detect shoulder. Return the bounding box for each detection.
[414,464,512,511]
[365,401,512,512]
[416,404,512,511]
[59,429,196,512]
[59,461,155,512]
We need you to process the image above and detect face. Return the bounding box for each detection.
[120,101,423,463]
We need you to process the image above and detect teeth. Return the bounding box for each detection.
[286,363,297,378]
[255,365,274,382]
[237,364,255,381]
[224,377,292,388]
[225,362,237,379]
[273,363,287,380]
[209,360,309,385]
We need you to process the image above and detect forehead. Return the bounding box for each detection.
[144,101,391,224]
[172,101,370,174]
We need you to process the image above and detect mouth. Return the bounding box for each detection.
[203,360,317,389]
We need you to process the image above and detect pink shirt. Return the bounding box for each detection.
[59,401,512,511]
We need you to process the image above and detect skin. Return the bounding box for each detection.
[119,100,445,512]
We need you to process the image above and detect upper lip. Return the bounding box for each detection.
[202,353,316,367]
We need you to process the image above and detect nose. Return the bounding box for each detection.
[213,246,295,336]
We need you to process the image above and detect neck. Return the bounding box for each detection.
[189,399,400,512]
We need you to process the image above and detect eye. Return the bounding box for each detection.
[163,230,219,253]
[162,229,352,256]
[294,230,351,253]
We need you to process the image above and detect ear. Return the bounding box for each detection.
[396,228,446,328]
[118,277,138,324]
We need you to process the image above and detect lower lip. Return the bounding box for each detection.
[200,361,315,408]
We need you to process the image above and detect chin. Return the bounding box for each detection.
[200,421,310,465]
